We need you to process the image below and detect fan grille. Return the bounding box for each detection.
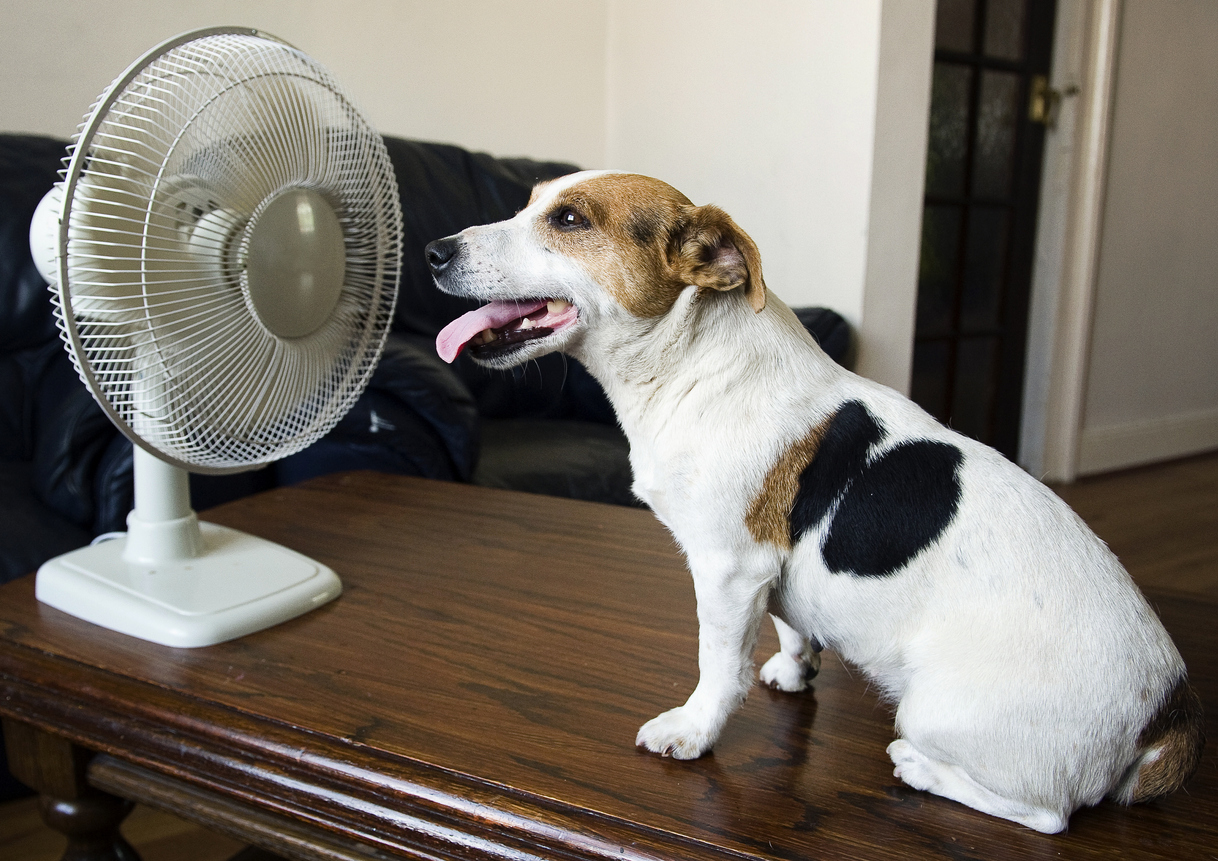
[55,29,401,473]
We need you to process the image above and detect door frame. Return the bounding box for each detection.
[1017,0,1121,482]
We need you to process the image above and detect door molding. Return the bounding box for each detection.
[1018,0,1121,482]
[857,0,936,395]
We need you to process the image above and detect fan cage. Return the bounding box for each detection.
[53,27,402,473]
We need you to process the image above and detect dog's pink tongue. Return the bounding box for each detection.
[436,299,548,363]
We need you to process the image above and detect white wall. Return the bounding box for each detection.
[1,0,933,391]
[606,3,881,324]
[858,1,936,390]
[605,1,933,389]
[1076,0,1218,474]
[0,0,608,167]
[305,1,608,168]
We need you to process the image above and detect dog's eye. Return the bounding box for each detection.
[550,207,588,230]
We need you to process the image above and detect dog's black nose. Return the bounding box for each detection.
[425,237,460,274]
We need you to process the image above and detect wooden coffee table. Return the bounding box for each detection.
[1,472,1214,860]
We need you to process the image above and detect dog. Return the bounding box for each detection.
[425,170,1203,833]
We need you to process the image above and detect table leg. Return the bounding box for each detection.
[2,718,140,861]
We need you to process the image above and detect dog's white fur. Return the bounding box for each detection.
[428,171,1200,833]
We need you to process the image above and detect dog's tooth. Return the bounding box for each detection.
[479,329,494,344]
[520,317,535,330]
[547,299,570,314]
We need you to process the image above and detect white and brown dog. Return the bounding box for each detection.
[426,171,1203,833]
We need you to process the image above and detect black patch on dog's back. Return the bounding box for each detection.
[789,401,883,539]
[789,400,963,577]
[822,440,962,576]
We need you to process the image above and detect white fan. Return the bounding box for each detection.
[28,27,402,647]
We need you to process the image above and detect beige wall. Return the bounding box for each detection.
[0,1,609,167]
[606,2,882,328]
[0,0,933,392]
[859,1,936,391]
[604,1,933,391]
[1077,0,1218,473]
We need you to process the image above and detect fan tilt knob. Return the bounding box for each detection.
[243,187,346,339]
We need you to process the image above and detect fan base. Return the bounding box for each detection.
[36,522,342,648]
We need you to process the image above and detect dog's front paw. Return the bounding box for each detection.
[759,650,819,692]
[636,706,717,759]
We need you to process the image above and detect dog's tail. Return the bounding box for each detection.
[1111,675,1205,804]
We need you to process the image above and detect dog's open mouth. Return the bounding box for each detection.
[436,298,579,363]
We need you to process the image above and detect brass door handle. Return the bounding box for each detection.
[1029,75,1079,127]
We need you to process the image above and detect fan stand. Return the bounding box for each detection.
[36,447,342,648]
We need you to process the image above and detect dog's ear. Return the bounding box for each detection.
[670,205,767,313]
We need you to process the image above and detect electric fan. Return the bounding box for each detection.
[28,26,402,647]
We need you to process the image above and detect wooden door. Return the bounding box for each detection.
[911,0,1057,459]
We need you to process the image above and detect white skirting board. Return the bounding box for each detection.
[1077,408,1218,475]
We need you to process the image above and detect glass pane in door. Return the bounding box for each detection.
[960,206,1011,331]
[911,340,952,421]
[972,70,1021,199]
[936,0,977,52]
[985,0,1027,59]
[951,336,1001,439]
[925,62,974,197]
[917,205,963,336]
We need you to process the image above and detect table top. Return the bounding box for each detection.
[0,472,1214,860]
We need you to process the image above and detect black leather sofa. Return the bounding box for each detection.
[1,131,850,588]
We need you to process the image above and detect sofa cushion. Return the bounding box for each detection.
[796,306,852,368]
[0,135,63,350]
[473,419,639,508]
[0,461,91,584]
[0,135,73,463]
[31,384,117,527]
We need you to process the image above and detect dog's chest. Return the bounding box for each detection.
[626,418,762,540]
[629,446,699,521]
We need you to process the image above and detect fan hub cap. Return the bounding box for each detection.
[243,187,346,339]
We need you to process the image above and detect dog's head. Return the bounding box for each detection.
[428,171,766,367]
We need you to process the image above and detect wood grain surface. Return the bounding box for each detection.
[0,472,1213,860]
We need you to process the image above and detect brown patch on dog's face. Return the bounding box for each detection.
[746,415,833,550]
[532,173,767,318]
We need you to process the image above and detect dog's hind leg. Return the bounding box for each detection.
[636,550,775,759]
[760,615,821,692]
[888,740,1069,833]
